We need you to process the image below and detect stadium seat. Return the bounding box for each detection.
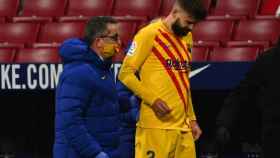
[15,48,61,63]
[0,23,39,46]
[57,16,89,22]
[254,15,280,20]
[0,0,19,17]
[209,47,259,62]
[117,19,138,48]
[206,15,247,21]
[32,43,61,48]
[192,20,234,46]
[191,47,209,62]
[20,0,67,17]
[160,0,212,16]
[159,0,175,16]
[232,19,280,45]
[67,0,114,16]
[226,41,270,49]
[0,17,5,23]
[0,48,16,63]
[212,0,261,17]
[259,0,280,15]
[37,22,86,44]
[112,0,161,18]
[193,41,220,48]
[0,43,24,49]
[12,16,53,23]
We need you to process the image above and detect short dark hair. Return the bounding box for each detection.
[84,16,117,44]
[176,0,207,21]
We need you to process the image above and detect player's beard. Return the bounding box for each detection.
[171,19,191,37]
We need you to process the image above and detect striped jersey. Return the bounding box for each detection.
[118,19,196,131]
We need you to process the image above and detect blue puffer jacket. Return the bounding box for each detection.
[116,81,140,158]
[53,38,120,158]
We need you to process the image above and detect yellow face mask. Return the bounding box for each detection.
[102,43,120,59]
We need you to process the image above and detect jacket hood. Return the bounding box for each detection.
[59,38,112,69]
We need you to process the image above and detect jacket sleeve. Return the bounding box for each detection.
[116,80,134,111]
[56,66,102,157]
[216,53,267,129]
[117,81,140,123]
[118,29,158,106]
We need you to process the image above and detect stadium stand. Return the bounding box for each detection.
[0,0,278,62]
[67,0,114,16]
[209,47,259,61]
[112,0,161,18]
[36,22,86,44]
[15,48,60,63]
[0,48,16,63]
[0,0,19,18]
[192,20,234,47]
[0,23,39,47]
[230,19,280,47]
[211,0,261,18]
[191,47,209,62]
[160,0,212,16]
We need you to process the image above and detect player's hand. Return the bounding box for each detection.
[190,120,202,141]
[151,98,171,118]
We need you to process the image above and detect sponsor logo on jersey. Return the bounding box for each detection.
[127,41,137,56]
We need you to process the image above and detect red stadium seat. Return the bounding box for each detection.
[193,41,220,48]
[209,47,259,62]
[191,47,209,62]
[206,15,247,21]
[160,0,212,16]
[67,0,114,16]
[117,19,138,48]
[15,48,61,63]
[112,0,161,18]
[159,0,175,16]
[259,0,280,15]
[0,43,24,49]
[232,19,280,45]
[0,0,19,17]
[192,20,234,45]
[254,15,280,20]
[212,0,261,17]
[57,16,90,22]
[20,0,67,17]
[12,16,53,23]
[0,23,39,46]
[32,43,61,48]
[37,22,86,44]
[226,41,270,49]
[0,48,16,63]
[0,17,4,23]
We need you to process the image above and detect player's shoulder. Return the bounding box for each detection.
[182,32,193,42]
[135,19,162,38]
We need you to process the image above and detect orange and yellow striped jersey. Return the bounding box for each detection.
[118,19,196,131]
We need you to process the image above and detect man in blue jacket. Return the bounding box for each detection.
[53,16,121,158]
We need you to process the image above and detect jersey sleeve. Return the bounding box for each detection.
[187,91,196,121]
[183,32,196,120]
[118,29,158,106]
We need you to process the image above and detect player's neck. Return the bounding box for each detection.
[163,15,175,35]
